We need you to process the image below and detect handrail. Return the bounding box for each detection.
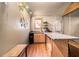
[3,44,28,57]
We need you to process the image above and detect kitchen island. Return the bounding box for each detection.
[29,31,79,57]
[44,32,79,57]
[44,32,79,40]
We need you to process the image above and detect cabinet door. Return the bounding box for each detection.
[52,40,68,57]
[46,36,53,56]
[69,40,79,57]
[34,33,45,43]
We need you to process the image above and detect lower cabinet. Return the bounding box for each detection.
[34,33,45,43]
[46,35,53,56]
[30,32,69,57]
[45,35,68,57]
[29,32,45,44]
[69,40,79,57]
[69,44,79,57]
[52,40,68,57]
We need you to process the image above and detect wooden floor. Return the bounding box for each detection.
[26,40,79,57]
[27,43,51,57]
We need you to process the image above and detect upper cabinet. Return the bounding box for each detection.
[63,2,79,16]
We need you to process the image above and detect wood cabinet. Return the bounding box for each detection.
[52,40,68,57]
[63,3,79,16]
[29,32,45,44]
[46,35,53,56]
[34,33,45,43]
[45,35,68,57]
[69,40,79,57]
[29,32,69,57]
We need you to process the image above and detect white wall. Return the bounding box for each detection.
[63,9,79,36]
[62,15,72,35]
[31,16,62,33]
[0,3,30,56]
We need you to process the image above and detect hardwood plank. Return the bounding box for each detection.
[27,43,51,57]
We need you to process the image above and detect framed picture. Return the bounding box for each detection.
[20,17,26,28]
[35,19,41,28]
[34,17,43,32]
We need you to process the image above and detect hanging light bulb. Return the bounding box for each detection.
[26,5,29,9]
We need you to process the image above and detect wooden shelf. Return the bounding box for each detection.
[63,3,79,16]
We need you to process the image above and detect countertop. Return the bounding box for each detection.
[44,32,79,39]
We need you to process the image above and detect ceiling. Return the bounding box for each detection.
[27,2,71,16]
